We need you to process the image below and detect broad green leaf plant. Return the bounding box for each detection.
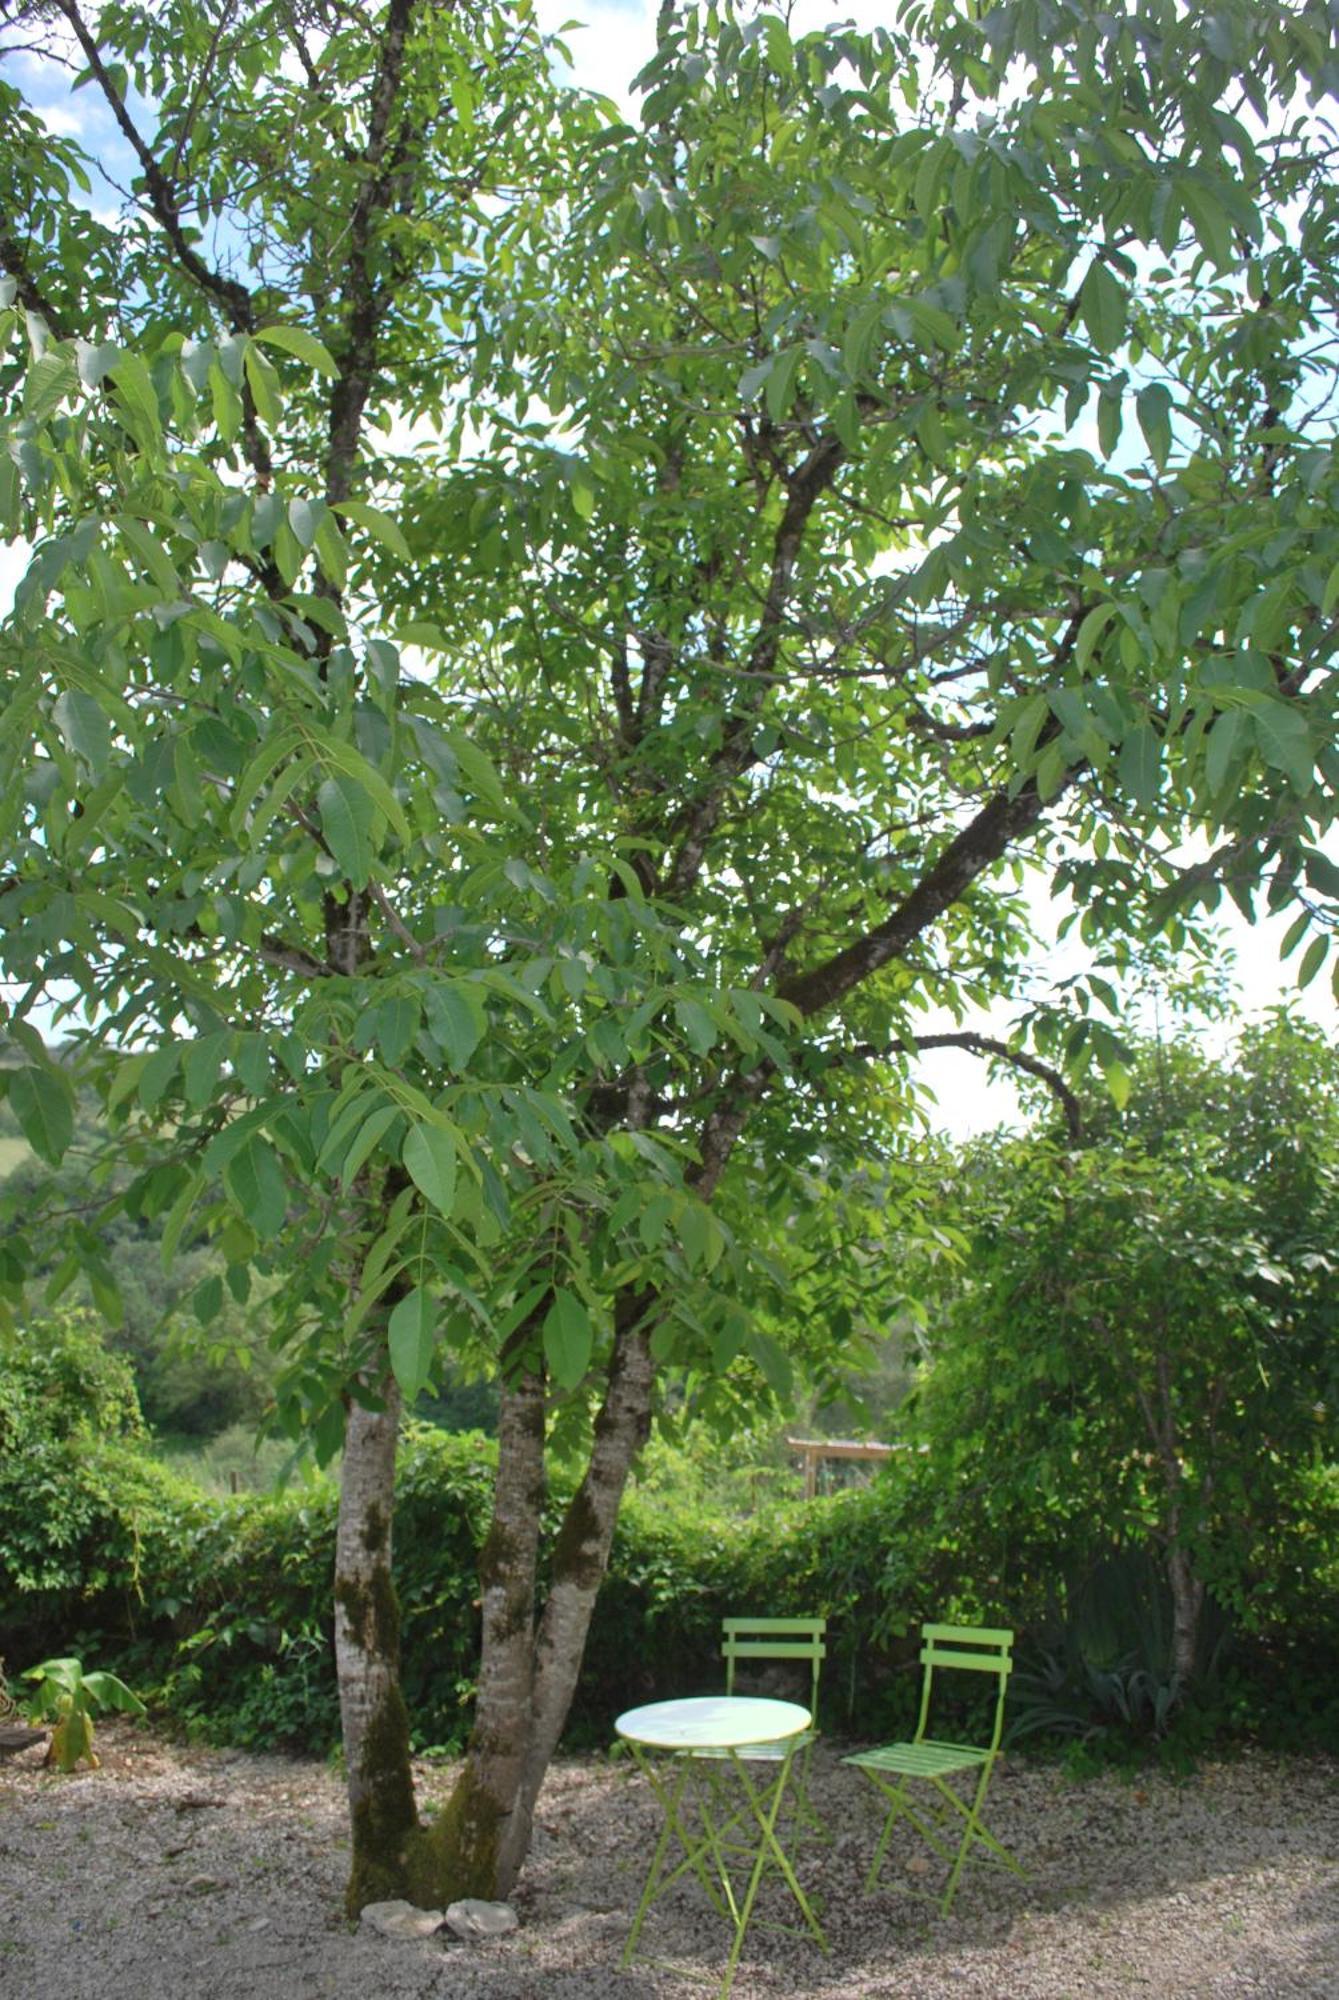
[1,0,1336,1910]
[24,1656,146,1771]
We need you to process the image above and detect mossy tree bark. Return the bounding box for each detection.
[415,1327,550,1900]
[334,1374,421,1914]
[496,1296,656,1890]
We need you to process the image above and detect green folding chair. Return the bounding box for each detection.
[692,1616,828,1837]
[843,1622,1024,1913]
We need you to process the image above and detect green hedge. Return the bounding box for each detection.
[4,1321,1337,1758]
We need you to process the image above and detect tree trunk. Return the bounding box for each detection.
[1143,1350,1205,1684]
[1166,1541,1205,1682]
[417,1343,548,1899]
[335,1373,421,1915]
[414,1296,657,1901]
[497,1298,656,1889]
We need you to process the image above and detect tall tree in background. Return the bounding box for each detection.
[2,0,1336,1905]
[910,1015,1339,1681]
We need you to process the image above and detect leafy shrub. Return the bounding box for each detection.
[0,1311,202,1653]
[3,1313,1335,1761]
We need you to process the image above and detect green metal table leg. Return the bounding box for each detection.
[622,1733,827,1997]
[718,1746,827,1994]
[623,1746,729,1965]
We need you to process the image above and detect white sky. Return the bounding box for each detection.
[3,0,1333,1139]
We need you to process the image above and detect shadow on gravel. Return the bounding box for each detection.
[0,1727,1336,2000]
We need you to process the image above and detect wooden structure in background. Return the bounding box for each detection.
[786,1436,897,1499]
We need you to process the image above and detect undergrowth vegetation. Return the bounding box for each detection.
[4,1311,1336,1766]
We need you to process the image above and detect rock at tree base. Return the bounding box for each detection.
[445,1899,519,1941]
[359,1900,446,1941]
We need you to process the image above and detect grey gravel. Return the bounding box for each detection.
[0,1723,1335,1998]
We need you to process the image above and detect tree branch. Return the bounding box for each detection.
[849,1030,1083,1142]
[661,432,846,900]
[56,0,257,332]
[0,222,72,336]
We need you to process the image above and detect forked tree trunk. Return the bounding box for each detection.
[423,1299,656,1900]
[334,1297,660,1913]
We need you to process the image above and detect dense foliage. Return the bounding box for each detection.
[5,1299,1336,1765]
[2,0,1337,1901]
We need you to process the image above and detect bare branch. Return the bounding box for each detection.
[851,1030,1083,1143]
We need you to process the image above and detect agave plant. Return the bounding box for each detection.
[23,1657,146,1772]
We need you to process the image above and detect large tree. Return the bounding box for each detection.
[2,0,1336,1909]
[911,1016,1339,1684]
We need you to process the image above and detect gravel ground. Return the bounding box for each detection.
[1,1724,1336,2000]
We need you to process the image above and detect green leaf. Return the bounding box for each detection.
[543,1288,592,1390]
[373,995,420,1067]
[1103,1060,1131,1110]
[763,345,802,423]
[403,1121,459,1215]
[159,1170,204,1270]
[423,982,485,1070]
[388,1286,435,1400]
[1297,934,1329,991]
[317,772,378,886]
[181,1033,228,1111]
[1204,709,1244,795]
[80,1671,146,1716]
[339,1102,401,1188]
[1118,725,1161,806]
[232,1033,271,1096]
[1075,602,1119,673]
[253,323,340,377]
[332,499,413,561]
[288,496,323,549]
[193,1274,224,1324]
[1181,179,1234,268]
[1135,383,1173,470]
[209,361,242,441]
[107,354,162,446]
[569,467,596,521]
[223,1137,288,1241]
[1302,849,1339,901]
[242,342,283,429]
[314,515,349,589]
[674,999,717,1056]
[52,688,111,778]
[23,351,78,422]
[9,1066,74,1165]
[310,733,411,845]
[841,297,885,384]
[1252,701,1313,794]
[1097,378,1124,457]
[1080,262,1127,355]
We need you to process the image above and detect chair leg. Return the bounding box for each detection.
[858,1765,1024,1912]
[861,1770,912,1892]
[936,1764,1025,1915]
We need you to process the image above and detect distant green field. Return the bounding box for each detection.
[0,1137,30,1176]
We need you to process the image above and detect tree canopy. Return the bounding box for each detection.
[1,0,1336,1907]
[912,1014,1339,1685]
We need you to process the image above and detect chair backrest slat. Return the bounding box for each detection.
[722,1618,825,1639]
[913,1621,1014,1754]
[722,1616,826,1708]
[920,1644,1013,1676]
[922,1623,1014,1647]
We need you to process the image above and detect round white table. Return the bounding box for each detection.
[616,1692,810,1751]
[614,1694,827,1995]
